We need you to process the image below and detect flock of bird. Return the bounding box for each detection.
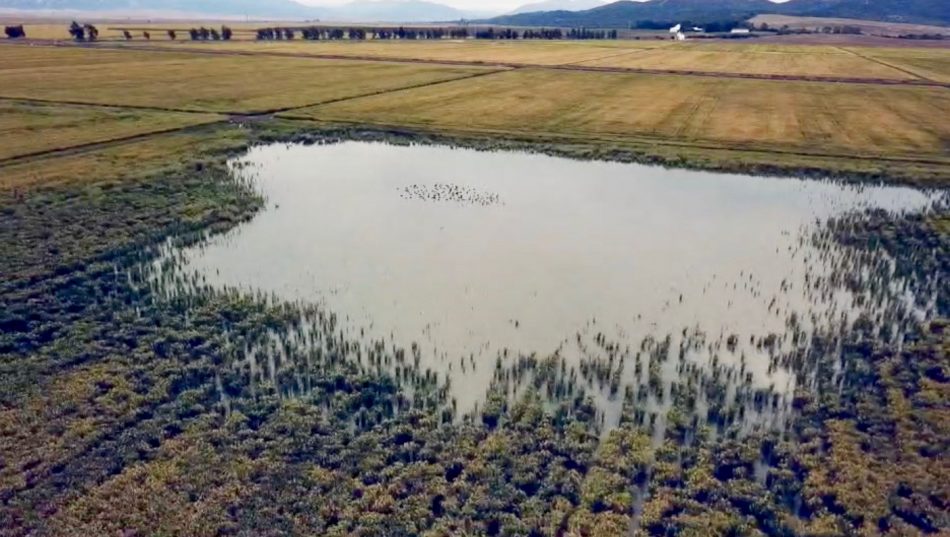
[399,183,503,207]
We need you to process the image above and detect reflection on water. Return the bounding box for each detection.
[144,141,942,438]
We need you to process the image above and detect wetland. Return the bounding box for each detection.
[146,141,945,437]
[2,130,947,536]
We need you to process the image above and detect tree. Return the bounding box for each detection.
[68,21,85,41]
[4,25,25,39]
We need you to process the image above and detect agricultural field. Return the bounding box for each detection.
[0,44,205,69]
[117,38,671,65]
[845,46,950,83]
[576,45,923,80]
[297,67,950,162]
[0,100,220,161]
[102,38,950,83]
[0,35,948,537]
[0,47,495,113]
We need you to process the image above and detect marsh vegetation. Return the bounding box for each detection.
[0,35,947,536]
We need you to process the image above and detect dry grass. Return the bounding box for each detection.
[113,39,668,65]
[843,47,950,83]
[0,100,220,161]
[0,44,202,69]
[0,41,946,185]
[0,124,247,190]
[578,44,920,80]
[96,38,948,82]
[296,68,950,160]
[0,46,494,113]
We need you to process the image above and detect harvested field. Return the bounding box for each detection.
[113,39,668,65]
[578,45,921,80]
[0,46,495,113]
[297,68,950,160]
[0,100,220,161]
[845,46,950,83]
[0,123,247,189]
[81,39,950,85]
[0,44,202,69]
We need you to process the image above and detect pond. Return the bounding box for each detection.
[147,141,942,437]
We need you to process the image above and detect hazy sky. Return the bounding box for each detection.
[299,0,789,14]
[300,0,605,13]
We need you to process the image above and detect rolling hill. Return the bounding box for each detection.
[488,0,950,28]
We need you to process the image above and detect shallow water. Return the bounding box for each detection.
[149,141,940,434]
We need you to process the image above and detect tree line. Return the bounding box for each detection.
[4,25,25,39]
[187,26,234,41]
[481,28,620,40]
[630,19,747,32]
[68,21,99,41]
[66,24,234,42]
[255,26,619,41]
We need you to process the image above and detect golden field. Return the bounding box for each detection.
[576,46,920,80]
[847,47,950,83]
[0,40,947,184]
[0,46,495,113]
[291,67,950,160]
[0,100,221,161]
[116,38,671,65]
[98,38,950,83]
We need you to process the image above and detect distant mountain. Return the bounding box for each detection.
[788,0,949,25]
[508,0,606,16]
[487,0,950,27]
[490,0,777,27]
[0,0,493,21]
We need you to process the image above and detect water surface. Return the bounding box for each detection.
[150,141,939,434]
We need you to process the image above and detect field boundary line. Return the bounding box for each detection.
[260,68,510,114]
[0,119,228,168]
[6,41,948,88]
[835,46,933,83]
[0,66,508,117]
[560,47,657,67]
[0,96,217,116]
